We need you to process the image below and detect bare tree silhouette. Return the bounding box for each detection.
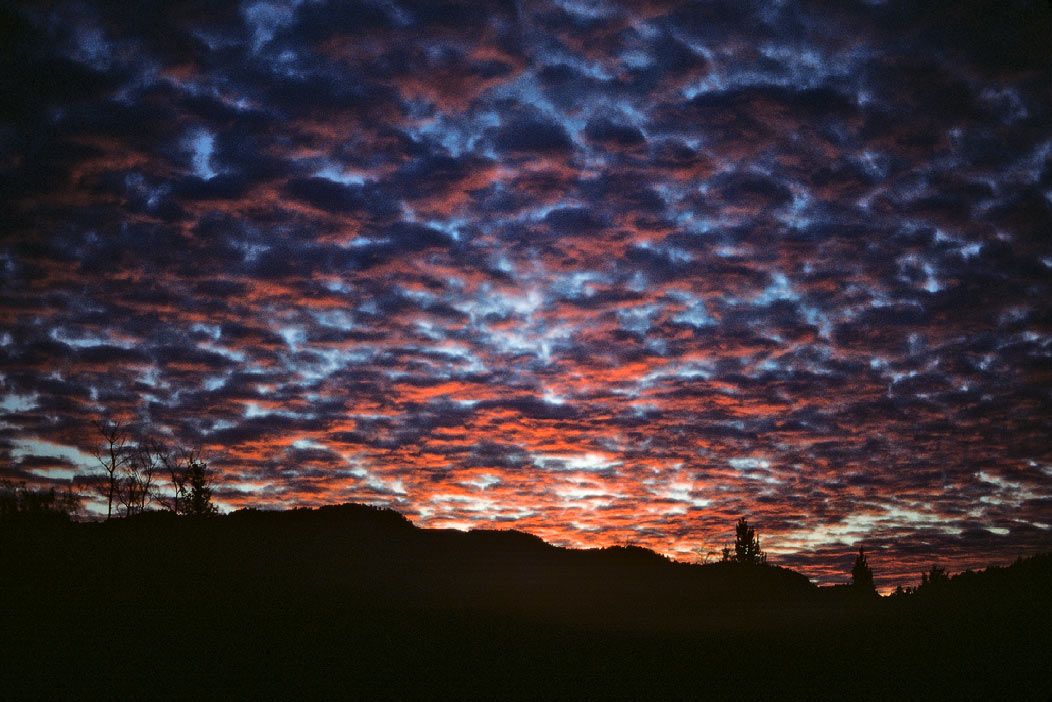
[93,420,130,520]
[116,438,158,516]
[155,444,189,514]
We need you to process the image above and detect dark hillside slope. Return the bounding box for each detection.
[2,504,1051,700]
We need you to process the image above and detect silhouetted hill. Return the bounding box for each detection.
[3,504,1051,700]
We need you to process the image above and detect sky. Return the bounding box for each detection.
[2,0,1051,591]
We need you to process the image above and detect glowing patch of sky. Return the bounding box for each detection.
[189,130,217,179]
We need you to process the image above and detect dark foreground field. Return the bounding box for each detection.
[3,504,1051,700]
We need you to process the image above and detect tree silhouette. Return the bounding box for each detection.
[722,517,766,564]
[851,546,875,593]
[116,439,158,516]
[180,458,217,516]
[93,420,130,520]
[154,445,195,514]
[0,481,79,522]
[919,565,949,592]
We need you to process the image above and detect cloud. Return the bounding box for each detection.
[2,0,1050,589]
[494,117,575,156]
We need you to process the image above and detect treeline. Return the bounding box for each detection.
[0,481,79,523]
[89,419,218,519]
[92,419,220,519]
[1,420,218,523]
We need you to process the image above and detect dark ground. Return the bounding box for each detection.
[3,504,1051,700]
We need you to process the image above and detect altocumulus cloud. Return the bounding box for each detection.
[1,0,1051,589]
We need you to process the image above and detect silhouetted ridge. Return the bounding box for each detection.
[4,504,1051,700]
[230,502,417,531]
[445,527,552,553]
[906,552,1052,603]
[594,544,670,565]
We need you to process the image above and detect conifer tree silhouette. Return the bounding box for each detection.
[732,517,766,565]
[852,546,875,592]
[180,459,217,516]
